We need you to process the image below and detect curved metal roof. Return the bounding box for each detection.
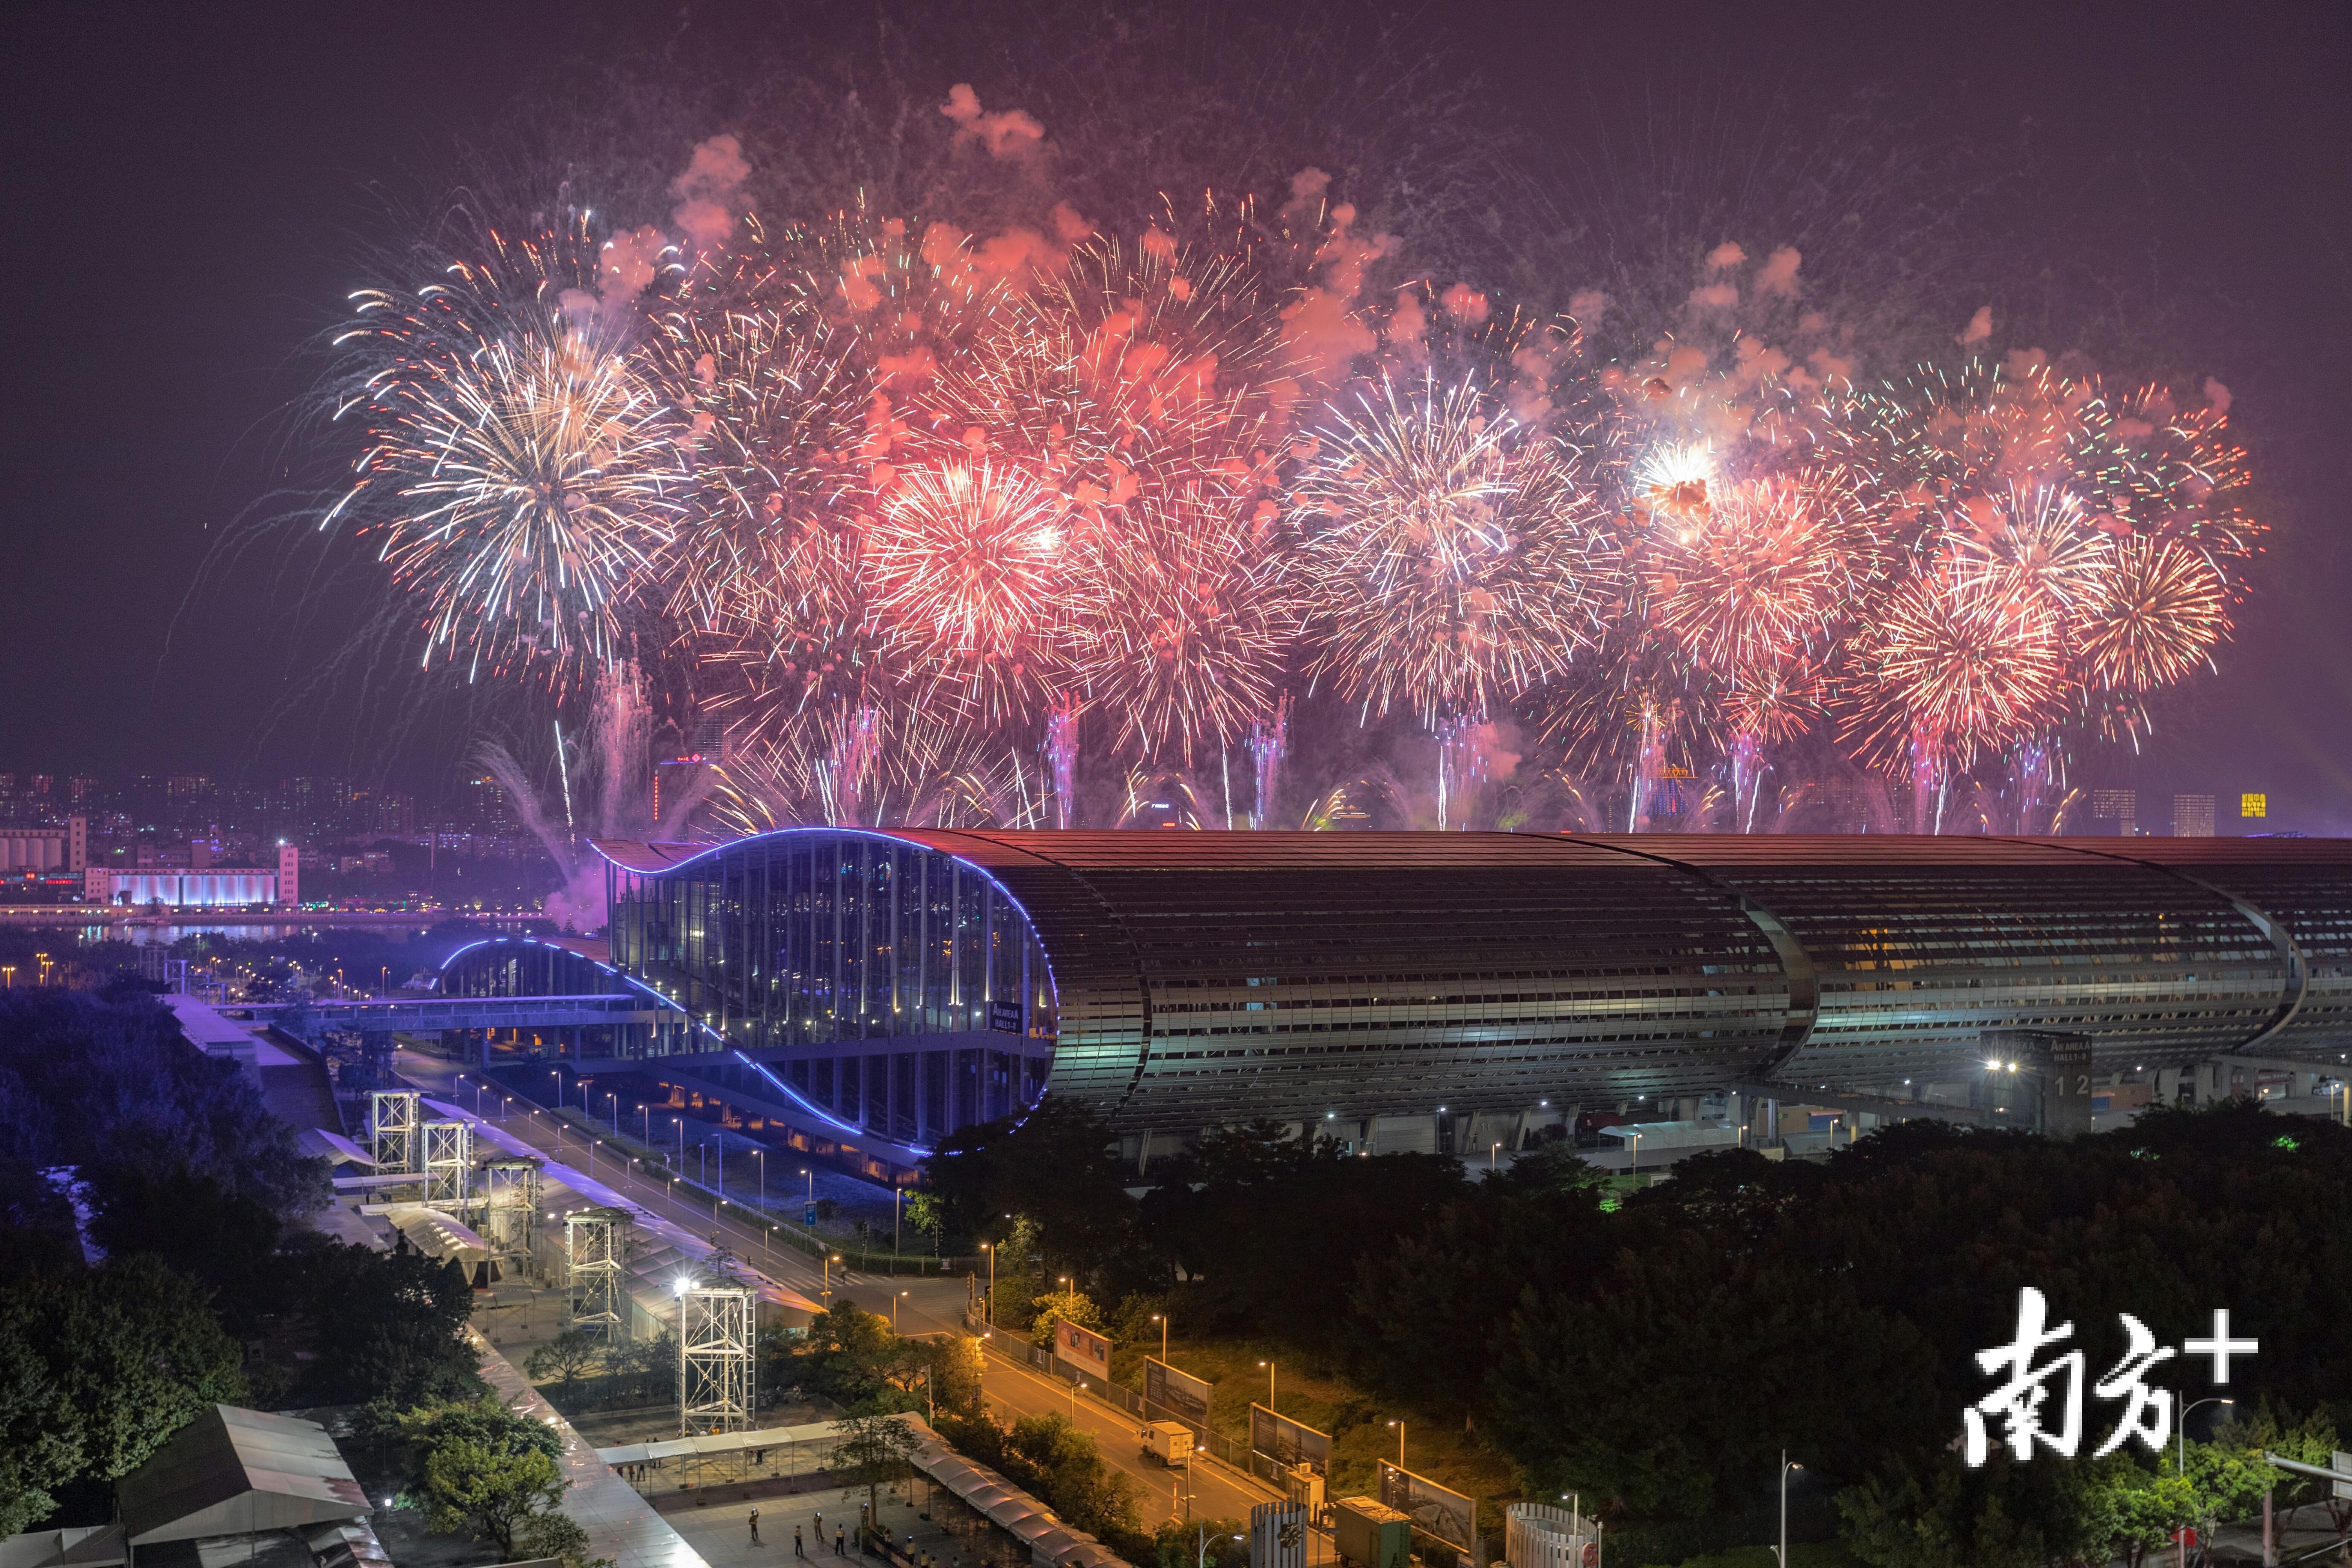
[591,831,2352,1123]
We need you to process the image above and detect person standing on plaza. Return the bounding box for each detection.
[750,1509,762,1545]
[794,1524,804,1557]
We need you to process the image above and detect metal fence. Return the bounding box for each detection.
[1009,1343,1288,1483]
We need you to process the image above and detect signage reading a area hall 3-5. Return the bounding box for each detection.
[1964,1287,2256,1464]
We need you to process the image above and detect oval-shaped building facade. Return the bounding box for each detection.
[585,831,2352,1152]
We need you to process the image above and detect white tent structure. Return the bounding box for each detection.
[118,1406,370,1546]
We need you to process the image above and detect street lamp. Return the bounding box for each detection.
[1258,1359,1275,1410]
[1779,1452,1801,1568]
[823,1253,841,1299]
[980,1243,996,1326]
[1151,1312,1168,1363]
[1630,1130,1642,1178]
[893,1289,908,1332]
[893,1185,904,1255]
[1387,1419,1405,1468]
[2178,1394,2235,1564]
[755,1149,766,1218]
[500,1095,511,1123]
[605,1093,618,1135]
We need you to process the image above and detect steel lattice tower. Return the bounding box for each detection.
[565,1209,630,1340]
[478,1158,541,1261]
[420,1119,472,1208]
[677,1283,756,1434]
[368,1091,420,1173]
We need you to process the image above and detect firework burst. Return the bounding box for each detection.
[1290,375,1621,728]
[865,458,1073,722]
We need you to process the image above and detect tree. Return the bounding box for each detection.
[833,1412,922,1523]
[771,1302,927,1413]
[931,1334,985,1419]
[87,1166,285,1336]
[293,1238,479,1406]
[416,1437,566,1557]
[1150,1517,1247,1568]
[904,1191,946,1256]
[526,1328,604,1388]
[0,1310,82,1537]
[393,1397,570,1559]
[2,1256,246,1486]
[999,1413,1141,1542]
[925,1096,1138,1277]
[2074,1455,2196,1568]
[518,1509,614,1568]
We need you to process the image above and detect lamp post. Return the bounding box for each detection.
[500,1095,511,1123]
[2178,1397,2234,1568]
[1258,1359,1275,1410]
[893,1290,908,1332]
[823,1253,841,1300]
[981,1243,995,1326]
[606,1093,619,1135]
[1387,1419,1405,1468]
[1152,1313,1168,1362]
[1489,1141,1501,1173]
[1779,1453,1800,1568]
[756,1150,766,1218]
[1630,1130,1642,1178]
[893,1186,904,1255]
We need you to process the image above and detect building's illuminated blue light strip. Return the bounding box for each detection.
[588,826,1062,1023]
[732,1049,932,1157]
[434,932,930,1161]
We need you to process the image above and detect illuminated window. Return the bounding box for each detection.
[2241,793,2267,819]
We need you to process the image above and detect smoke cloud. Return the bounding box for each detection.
[940,83,1046,159]
[1957,305,1994,345]
[671,133,750,249]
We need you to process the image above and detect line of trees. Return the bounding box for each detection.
[0,982,485,1535]
[922,1096,2352,1566]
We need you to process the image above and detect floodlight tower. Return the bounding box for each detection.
[676,1275,756,1435]
[566,1208,631,1340]
[420,1119,474,1208]
[368,1091,421,1173]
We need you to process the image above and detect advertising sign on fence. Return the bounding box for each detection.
[1055,1319,1112,1382]
[1145,1356,1213,1439]
[1377,1460,1475,1551]
[1249,1403,1332,1476]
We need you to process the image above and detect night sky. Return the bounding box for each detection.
[4,1,2347,827]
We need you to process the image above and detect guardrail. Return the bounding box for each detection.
[1004,1341,1285,1485]
[509,1096,974,1279]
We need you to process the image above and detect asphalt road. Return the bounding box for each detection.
[393,1049,1286,1532]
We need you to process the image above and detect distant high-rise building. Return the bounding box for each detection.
[2090,789,2138,836]
[2173,794,2216,837]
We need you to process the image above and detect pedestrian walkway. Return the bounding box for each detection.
[467,1327,709,1568]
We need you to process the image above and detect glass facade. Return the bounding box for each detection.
[567,830,2352,1137]
[603,830,1058,1147]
